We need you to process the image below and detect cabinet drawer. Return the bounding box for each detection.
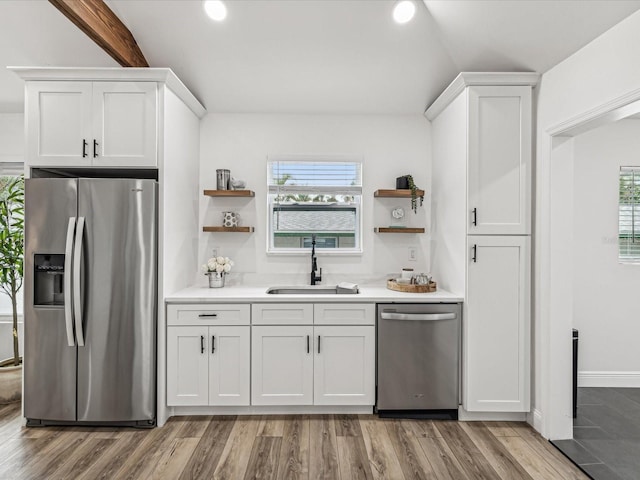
[314,304,375,325]
[252,304,313,325]
[167,304,250,326]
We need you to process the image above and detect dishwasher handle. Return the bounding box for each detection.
[380,311,457,321]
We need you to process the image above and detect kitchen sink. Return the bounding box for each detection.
[266,285,359,295]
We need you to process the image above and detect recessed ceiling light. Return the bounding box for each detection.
[203,0,227,22]
[393,1,415,24]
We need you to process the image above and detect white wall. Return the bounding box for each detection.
[573,119,640,383]
[199,113,431,286]
[536,9,640,438]
[430,91,467,296]
[0,113,23,163]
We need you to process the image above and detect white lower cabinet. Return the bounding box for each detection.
[208,326,251,406]
[465,235,531,412]
[313,326,375,405]
[168,302,376,409]
[251,303,376,407]
[167,326,209,406]
[251,324,375,406]
[251,326,314,405]
[167,304,250,407]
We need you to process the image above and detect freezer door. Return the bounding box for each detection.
[76,178,157,423]
[24,178,78,422]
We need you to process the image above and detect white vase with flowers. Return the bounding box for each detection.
[203,256,234,288]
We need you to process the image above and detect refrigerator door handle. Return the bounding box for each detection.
[73,216,86,347]
[64,217,76,347]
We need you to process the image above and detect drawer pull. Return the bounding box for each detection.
[198,313,218,318]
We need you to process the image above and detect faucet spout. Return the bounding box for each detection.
[310,234,322,285]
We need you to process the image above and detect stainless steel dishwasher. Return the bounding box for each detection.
[376,303,461,419]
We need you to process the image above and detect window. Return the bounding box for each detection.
[267,156,362,254]
[619,167,640,262]
[0,163,24,316]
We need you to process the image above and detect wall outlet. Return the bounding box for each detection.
[408,246,417,262]
[212,246,220,258]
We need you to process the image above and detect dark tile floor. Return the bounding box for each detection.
[552,387,640,480]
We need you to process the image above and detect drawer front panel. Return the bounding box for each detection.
[314,304,375,325]
[167,304,250,326]
[252,304,313,325]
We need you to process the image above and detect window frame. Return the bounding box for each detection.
[266,155,363,256]
[619,166,640,263]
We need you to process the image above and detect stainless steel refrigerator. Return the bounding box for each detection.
[24,177,157,427]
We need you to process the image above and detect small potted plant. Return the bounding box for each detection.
[0,176,24,404]
[203,255,234,288]
[396,174,423,214]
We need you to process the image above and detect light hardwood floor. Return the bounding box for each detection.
[0,403,588,479]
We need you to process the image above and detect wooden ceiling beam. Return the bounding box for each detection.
[49,0,149,67]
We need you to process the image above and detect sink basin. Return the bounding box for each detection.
[266,285,359,295]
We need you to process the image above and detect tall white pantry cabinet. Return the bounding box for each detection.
[426,73,539,416]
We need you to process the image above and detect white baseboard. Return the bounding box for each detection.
[527,408,543,434]
[578,371,640,388]
[170,405,374,417]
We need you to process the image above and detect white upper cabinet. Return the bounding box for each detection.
[26,82,92,166]
[467,86,531,235]
[92,82,157,167]
[26,81,157,168]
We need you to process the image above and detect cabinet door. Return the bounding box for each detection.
[465,236,530,412]
[26,82,93,167]
[208,326,250,406]
[468,86,531,235]
[167,326,209,406]
[92,82,157,167]
[313,326,375,406]
[251,326,313,405]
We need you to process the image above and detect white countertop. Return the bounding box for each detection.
[165,285,463,303]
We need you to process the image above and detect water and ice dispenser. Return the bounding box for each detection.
[33,254,65,306]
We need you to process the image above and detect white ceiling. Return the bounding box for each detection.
[1,0,640,115]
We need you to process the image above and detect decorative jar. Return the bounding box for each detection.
[206,271,225,288]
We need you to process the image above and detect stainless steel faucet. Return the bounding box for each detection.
[310,234,322,285]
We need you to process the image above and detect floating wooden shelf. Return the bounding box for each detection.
[203,189,255,197]
[374,189,425,198]
[374,227,425,234]
[203,226,255,233]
